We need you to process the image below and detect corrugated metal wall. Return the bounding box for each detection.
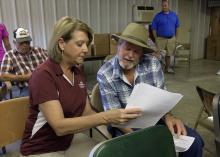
[0,0,210,59]
[191,0,210,59]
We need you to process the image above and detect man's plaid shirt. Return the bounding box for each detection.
[0,47,48,88]
[97,54,165,111]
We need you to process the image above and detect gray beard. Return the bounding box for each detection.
[119,60,138,70]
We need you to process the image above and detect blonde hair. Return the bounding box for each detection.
[48,16,93,63]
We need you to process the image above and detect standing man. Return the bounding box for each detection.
[151,0,179,73]
[97,22,203,157]
[0,28,48,97]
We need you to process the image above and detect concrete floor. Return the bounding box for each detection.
[1,59,220,157]
[165,59,220,157]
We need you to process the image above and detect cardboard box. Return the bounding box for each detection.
[86,44,94,56]
[110,33,121,54]
[93,34,110,56]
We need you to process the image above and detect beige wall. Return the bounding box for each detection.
[178,0,192,43]
[0,0,211,61]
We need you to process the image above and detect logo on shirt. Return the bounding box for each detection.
[78,81,85,88]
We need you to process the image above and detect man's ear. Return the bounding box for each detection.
[58,38,65,51]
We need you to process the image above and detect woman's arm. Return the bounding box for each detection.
[39,100,141,136]
[2,37,11,51]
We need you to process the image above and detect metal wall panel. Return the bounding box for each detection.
[29,0,46,48]
[191,0,210,59]
[0,0,211,59]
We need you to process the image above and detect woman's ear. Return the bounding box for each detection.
[58,38,65,51]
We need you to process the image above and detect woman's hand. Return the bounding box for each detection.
[101,108,142,125]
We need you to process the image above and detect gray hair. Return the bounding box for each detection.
[48,16,93,63]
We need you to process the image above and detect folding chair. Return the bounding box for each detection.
[171,43,191,68]
[89,125,176,157]
[89,83,112,139]
[213,92,220,156]
[194,86,215,131]
[0,96,29,154]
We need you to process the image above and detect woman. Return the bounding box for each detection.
[0,23,11,62]
[20,16,141,157]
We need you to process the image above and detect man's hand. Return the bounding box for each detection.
[164,114,187,136]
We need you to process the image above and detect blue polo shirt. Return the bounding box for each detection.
[151,11,179,38]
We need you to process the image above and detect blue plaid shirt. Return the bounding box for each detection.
[97,54,165,111]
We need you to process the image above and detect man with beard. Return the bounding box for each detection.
[97,23,203,157]
[0,28,48,97]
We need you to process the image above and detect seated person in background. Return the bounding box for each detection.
[20,16,141,157]
[97,22,204,157]
[0,27,48,97]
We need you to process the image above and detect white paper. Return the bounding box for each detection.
[173,135,195,152]
[115,83,183,128]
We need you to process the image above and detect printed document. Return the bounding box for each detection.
[116,83,183,128]
[173,135,195,152]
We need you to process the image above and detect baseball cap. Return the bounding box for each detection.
[13,28,32,43]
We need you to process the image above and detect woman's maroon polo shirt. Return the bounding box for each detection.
[20,59,87,155]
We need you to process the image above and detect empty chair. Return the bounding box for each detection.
[194,86,215,131]
[89,125,176,157]
[0,96,29,154]
[172,43,191,68]
[213,92,220,156]
[90,83,112,139]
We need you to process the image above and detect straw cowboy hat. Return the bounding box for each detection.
[111,23,154,52]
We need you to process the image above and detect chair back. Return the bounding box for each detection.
[196,86,215,115]
[194,86,215,130]
[0,96,29,147]
[89,125,176,157]
[90,83,104,112]
[213,93,220,156]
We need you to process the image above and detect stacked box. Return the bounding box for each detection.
[93,34,110,56]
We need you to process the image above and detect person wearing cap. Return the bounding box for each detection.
[97,22,204,157]
[151,0,179,74]
[20,16,141,157]
[0,27,48,97]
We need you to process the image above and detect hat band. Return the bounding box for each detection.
[122,35,147,46]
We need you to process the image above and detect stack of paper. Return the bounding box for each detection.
[117,83,183,128]
[173,135,195,152]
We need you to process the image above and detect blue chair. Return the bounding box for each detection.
[89,125,176,157]
[213,93,220,156]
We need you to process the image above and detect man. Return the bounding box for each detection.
[0,28,48,97]
[151,0,179,73]
[97,23,203,157]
